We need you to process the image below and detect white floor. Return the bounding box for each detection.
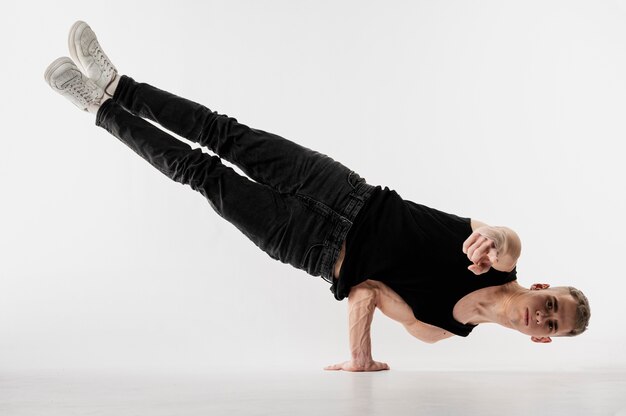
[1,370,625,416]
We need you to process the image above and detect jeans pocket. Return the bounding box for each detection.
[300,243,326,276]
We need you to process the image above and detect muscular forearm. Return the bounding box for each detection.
[347,285,377,365]
[325,284,389,371]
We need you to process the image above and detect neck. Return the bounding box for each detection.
[467,281,527,328]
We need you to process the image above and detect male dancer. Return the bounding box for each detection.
[45,21,590,372]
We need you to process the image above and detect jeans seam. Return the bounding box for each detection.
[318,182,376,283]
[294,193,342,220]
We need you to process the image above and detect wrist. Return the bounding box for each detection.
[351,352,373,365]
[350,359,374,370]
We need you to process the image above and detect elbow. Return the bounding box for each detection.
[419,333,454,344]
[348,285,378,306]
[409,332,439,344]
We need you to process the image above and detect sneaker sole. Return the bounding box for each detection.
[44,56,75,87]
[68,20,89,74]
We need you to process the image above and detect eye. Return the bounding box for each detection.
[547,300,553,311]
[548,321,554,331]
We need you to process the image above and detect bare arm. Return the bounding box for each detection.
[325,278,457,371]
[347,282,377,364]
[373,280,456,343]
[324,280,389,371]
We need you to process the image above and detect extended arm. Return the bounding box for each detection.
[324,281,390,372]
[324,279,455,373]
[347,282,377,364]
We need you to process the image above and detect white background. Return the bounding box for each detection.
[1,0,624,374]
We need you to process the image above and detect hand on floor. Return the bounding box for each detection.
[324,359,390,372]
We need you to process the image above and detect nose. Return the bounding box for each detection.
[535,310,553,325]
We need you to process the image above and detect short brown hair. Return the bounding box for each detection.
[564,286,591,336]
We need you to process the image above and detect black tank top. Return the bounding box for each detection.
[329,185,517,337]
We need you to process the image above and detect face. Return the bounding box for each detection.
[510,283,578,343]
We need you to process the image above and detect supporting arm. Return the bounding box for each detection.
[347,283,377,365]
[324,281,390,372]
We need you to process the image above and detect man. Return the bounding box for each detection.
[324,222,590,371]
[45,21,591,372]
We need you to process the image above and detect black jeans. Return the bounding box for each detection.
[95,75,376,286]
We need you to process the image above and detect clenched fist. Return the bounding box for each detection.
[462,227,502,275]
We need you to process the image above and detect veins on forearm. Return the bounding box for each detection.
[348,295,376,362]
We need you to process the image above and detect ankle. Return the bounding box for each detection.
[88,96,110,115]
[104,74,120,97]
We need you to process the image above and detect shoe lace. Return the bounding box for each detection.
[68,78,95,104]
[93,43,115,78]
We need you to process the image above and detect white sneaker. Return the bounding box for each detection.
[68,20,117,93]
[44,57,105,113]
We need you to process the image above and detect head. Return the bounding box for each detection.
[510,283,591,343]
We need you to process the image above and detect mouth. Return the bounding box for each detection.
[525,308,529,327]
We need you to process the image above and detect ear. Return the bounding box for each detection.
[530,283,550,291]
[531,336,552,343]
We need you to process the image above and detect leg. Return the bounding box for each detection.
[45,21,378,286]
[111,75,362,215]
[95,99,335,276]
[63,19,363,219]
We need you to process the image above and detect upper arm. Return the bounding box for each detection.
[367,280,417,326]
[355,279,456,344]
[404,320,456,344]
